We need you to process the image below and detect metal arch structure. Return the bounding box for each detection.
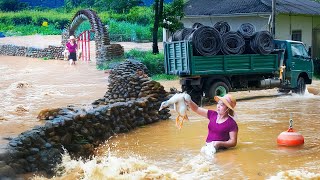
[63,9,123,64]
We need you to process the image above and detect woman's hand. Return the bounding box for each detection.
[212,141,221,149]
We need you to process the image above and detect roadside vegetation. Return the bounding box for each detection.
[0,0,184,80]
[0,7,157,41]
[97,49,178,80]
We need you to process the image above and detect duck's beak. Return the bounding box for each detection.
[159,101,167,111]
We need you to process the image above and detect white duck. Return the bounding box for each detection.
[159,92,191,129]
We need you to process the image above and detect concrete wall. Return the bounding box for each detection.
[276,14,313,47]
[312,16,320,59]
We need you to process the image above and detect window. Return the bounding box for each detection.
[291,43,308,57]
[292,30,302,41]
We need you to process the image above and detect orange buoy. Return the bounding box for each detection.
[277,128,304,146]
[277,115,304,146]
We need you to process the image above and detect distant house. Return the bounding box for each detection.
[20,0,64,8]
[168,0,320,59]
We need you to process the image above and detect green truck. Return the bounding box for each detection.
[164,40,314,103]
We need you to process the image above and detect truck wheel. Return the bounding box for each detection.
[296,77,306,95]
[208,81,229,100]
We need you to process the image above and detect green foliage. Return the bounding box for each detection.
[0,0,28,12]
[97,49,168,78]
[151,74,179,81]
[126,6,153,26]
[96,58,126,70]
[0,6,165,41]
[103,0,143,13]
[125,49,165,76]
[108,19,154,41]
[162,0,185,32]
[0,10,70,27]
[0,23,62,36]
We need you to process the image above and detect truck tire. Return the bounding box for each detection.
[295,77,306,95]
[208,81,229,100]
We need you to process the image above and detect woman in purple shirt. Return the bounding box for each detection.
[186,94,238,151]
[66,35,78,65]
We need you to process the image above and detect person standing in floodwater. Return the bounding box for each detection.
[66,35,77,65]
[185,94,238,154]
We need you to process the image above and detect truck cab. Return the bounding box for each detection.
[274,40,313,94]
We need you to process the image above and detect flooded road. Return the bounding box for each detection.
[0,56,108,151]
[91,88,320,179]
[1,56,320,179]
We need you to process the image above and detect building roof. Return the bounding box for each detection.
[184,0,320,16]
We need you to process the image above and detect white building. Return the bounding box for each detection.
[167,0,320,59]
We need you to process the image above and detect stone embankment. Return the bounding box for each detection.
[0,44,65,60]
[0,60,171,178]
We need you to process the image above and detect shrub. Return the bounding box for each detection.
[126,6,153,26]
[151,74,179,81]
[0,0,28,12]
[125,49,165,76]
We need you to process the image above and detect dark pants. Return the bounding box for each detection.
[68,52,77,61]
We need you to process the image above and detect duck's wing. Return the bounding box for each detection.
[173,102,178,113]
[179,103,188,116]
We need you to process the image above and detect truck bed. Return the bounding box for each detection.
[164,40,279,76]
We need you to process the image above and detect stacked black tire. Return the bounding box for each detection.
[170,21,274,56]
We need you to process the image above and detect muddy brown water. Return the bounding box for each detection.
[0,56,108,151]
[1,56,320,179]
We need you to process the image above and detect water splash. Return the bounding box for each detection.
[31,149,179,180]
[267,169,320,179]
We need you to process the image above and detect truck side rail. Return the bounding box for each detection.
[164,40,279,76]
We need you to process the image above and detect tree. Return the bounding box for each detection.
[162,0,184,32]
[93,0,143,13]
[0,0,28,11]
[152,0,163,54]
[152,0,185,54]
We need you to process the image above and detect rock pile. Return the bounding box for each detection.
[93,60,167,105]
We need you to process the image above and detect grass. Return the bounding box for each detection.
[0,9,161,41]
[151,74,179,81]
[96,58,126,70]
[95,49,178,81]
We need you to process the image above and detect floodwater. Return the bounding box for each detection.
[0,56,108,152]
[1,56,320,179]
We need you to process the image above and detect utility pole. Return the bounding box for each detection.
[272,0,276,37]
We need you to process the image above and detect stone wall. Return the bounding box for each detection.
[0,44,65,60]
[0,60,171,178]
